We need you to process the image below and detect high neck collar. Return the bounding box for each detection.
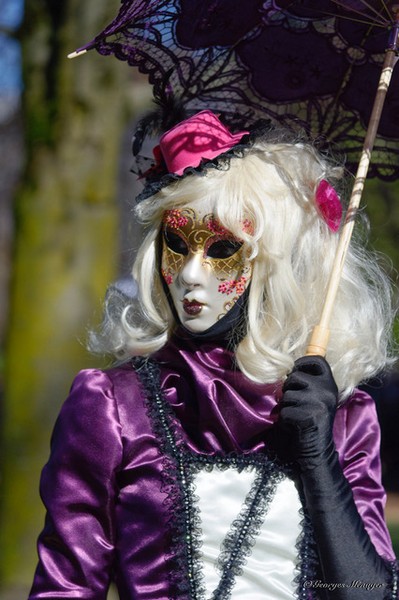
[169,287,250,349]
[152,331,282,454]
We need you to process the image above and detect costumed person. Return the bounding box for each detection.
[29,110,398,599]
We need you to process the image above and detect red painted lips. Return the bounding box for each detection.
[182,299,203,315]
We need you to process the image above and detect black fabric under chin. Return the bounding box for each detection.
[179,287,250,346]
[160,271,249,347]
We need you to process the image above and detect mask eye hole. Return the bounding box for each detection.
[163,229,188,255]
[207,239,243,259]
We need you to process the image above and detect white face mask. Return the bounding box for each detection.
[161,203,252,333]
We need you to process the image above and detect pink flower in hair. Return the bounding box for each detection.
[315,180,342,233]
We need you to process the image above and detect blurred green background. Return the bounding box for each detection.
[0,1,398,598]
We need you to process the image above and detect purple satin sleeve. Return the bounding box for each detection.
[29,369,123,599]
[333,388,395,561]
[29,365,186,600]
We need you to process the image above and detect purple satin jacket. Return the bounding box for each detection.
[29,335,395,599]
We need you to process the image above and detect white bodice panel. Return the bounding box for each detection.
[194,467,302,599]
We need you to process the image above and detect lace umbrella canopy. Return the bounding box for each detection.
[70,0,399,355]
[71,0,399,180]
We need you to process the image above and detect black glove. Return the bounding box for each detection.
[273,356,394,599]
[278,355,338,470]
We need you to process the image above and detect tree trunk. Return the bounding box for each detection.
[0,0,135,590]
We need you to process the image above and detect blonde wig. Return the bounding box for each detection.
[91,137,396,397]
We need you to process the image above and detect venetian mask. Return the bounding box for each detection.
[161,204,253,332]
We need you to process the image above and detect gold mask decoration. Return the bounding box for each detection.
[161,206,252,332]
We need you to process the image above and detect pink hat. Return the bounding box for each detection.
[159,110,249,175]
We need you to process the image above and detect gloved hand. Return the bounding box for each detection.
[271,355,393,599]
[277,355,338,470]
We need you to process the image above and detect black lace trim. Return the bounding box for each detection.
[212,461,283,598]
[294,502,321,599]
[134,357,204,598]
[133,356,320,599]
[384,560,399,600]
[135,121,272,203]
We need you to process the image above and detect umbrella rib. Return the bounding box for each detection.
[372,0,397,23]
[282,2,387,27]
[318,11,386,26]
[379,0,397,20]
[329,0,390,25]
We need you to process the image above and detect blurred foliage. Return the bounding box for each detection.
[366,178,399,272]
[0,0,137,591]
[365,178,399,342]
[389,522,399,557]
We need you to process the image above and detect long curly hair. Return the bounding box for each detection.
[90,135,396,397]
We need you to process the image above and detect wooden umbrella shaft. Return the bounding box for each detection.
[306,47,399,356]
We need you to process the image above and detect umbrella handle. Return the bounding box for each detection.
[306,46,399,357]
[306,325,330,357]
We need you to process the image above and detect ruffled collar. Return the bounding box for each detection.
[152,332,282,454]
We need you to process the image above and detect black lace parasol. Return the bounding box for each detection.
[70,0,399,180]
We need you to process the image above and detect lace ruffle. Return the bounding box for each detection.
[293,502,320,600]
[133,356,321,599]
[134,357,205,598]
[212,459,284,598]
